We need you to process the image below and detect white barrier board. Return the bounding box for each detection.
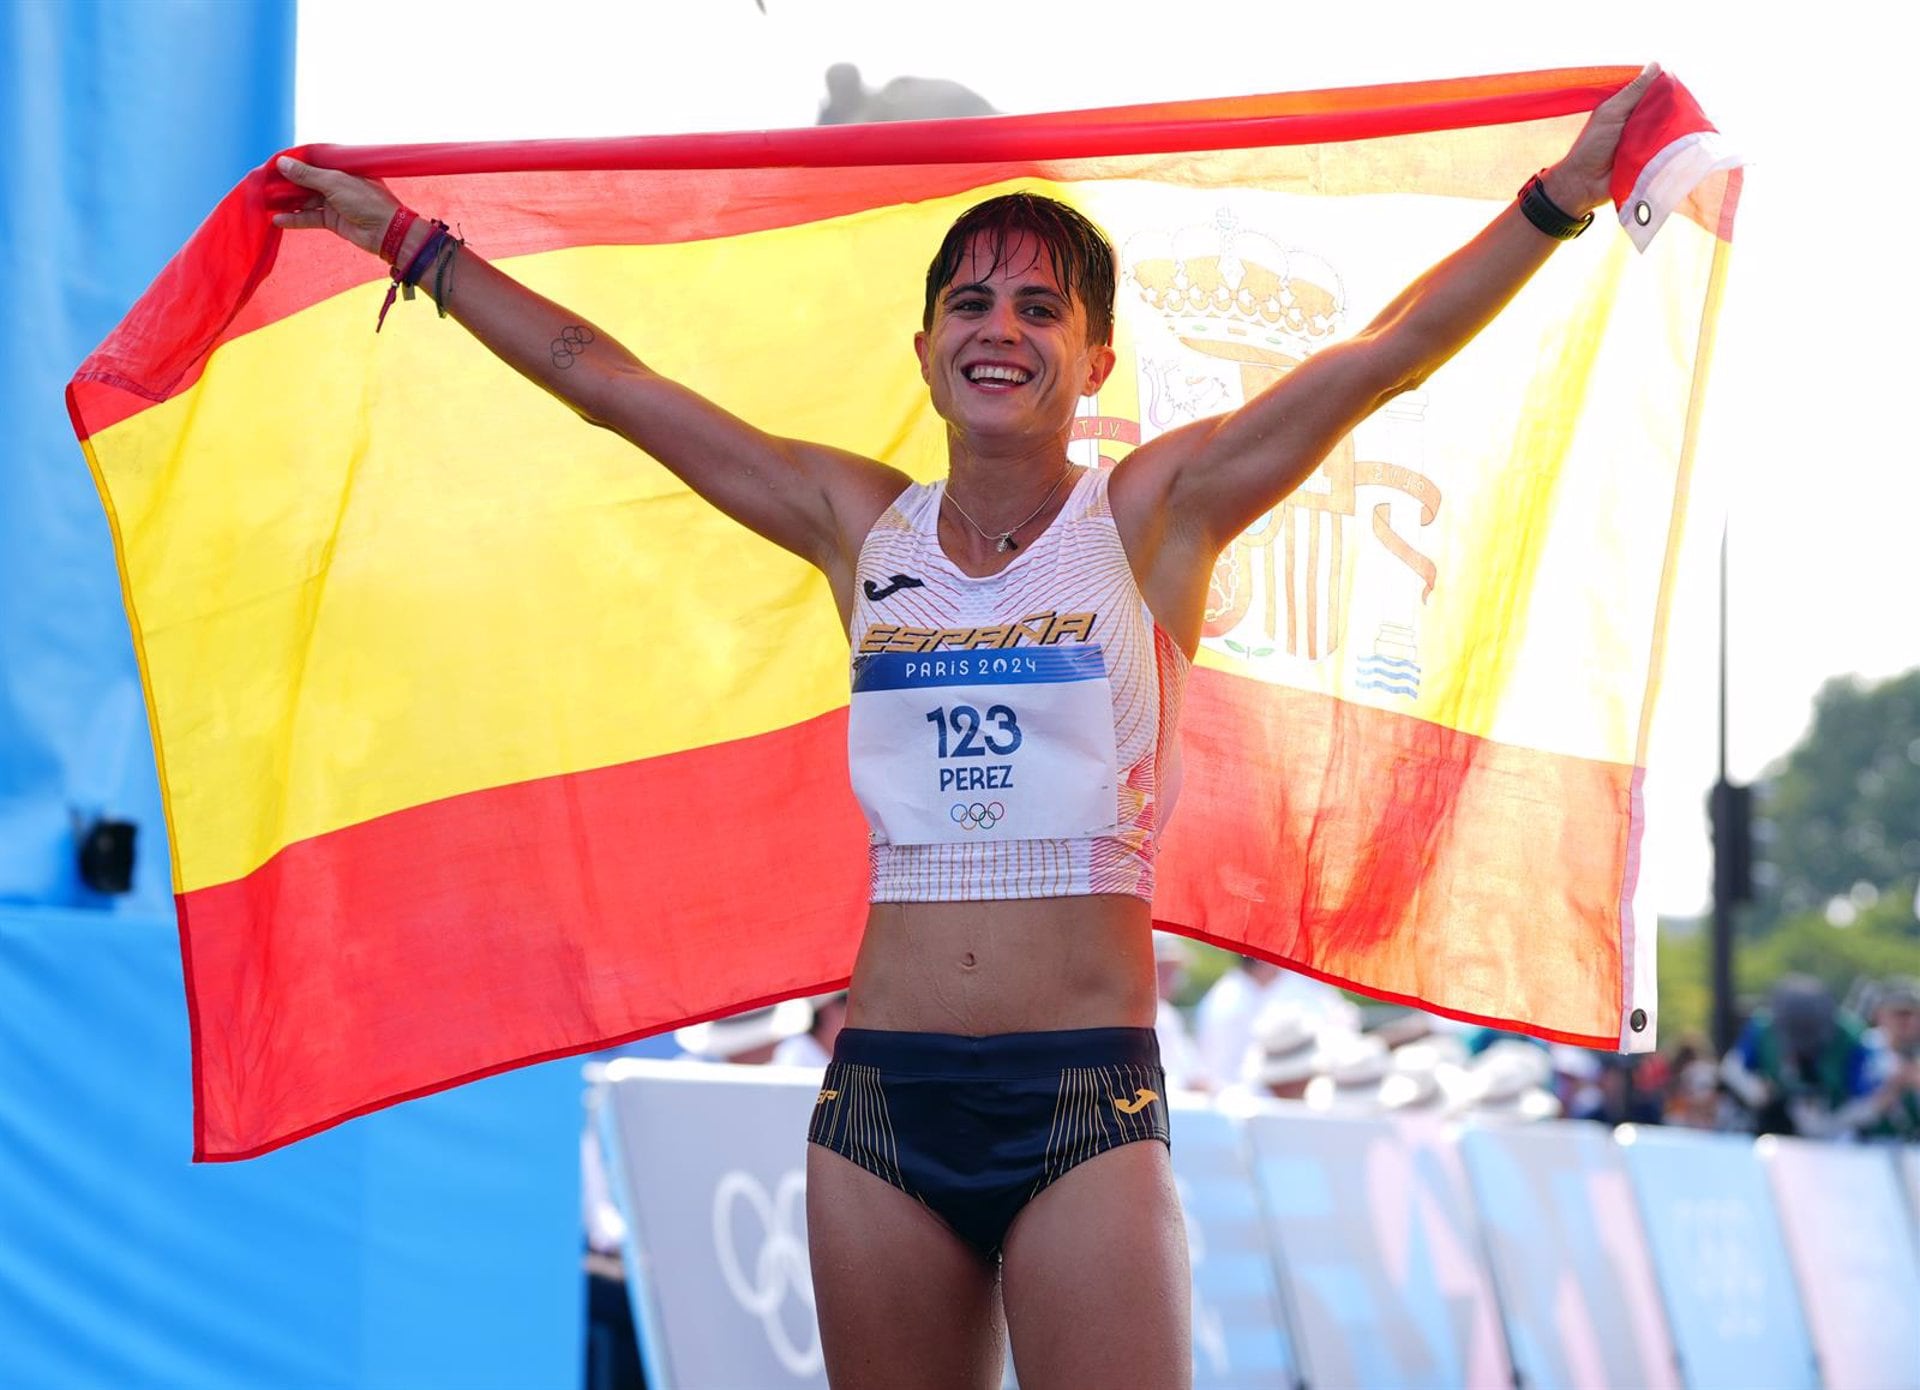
[1762,1136,1920,1390]
[1244,1107,1510,1388]
[1459,1121,1679,1389]
[602,1062,828,1389]
[1168,1100,1302,1388]
[1619,1127,1818,1390]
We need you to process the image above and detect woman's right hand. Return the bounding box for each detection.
[272,155,404,260]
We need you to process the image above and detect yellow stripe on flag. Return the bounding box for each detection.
[93,205,984,892]
[91,166,1723,893]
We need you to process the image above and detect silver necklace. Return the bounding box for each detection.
[943,465,1075,553]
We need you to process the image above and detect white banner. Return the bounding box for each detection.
[599,1059,1914,1390]
[1168,1100,1302,1388]
[1243,1106,1511,1388]
[1762,1137,1920,1390]
[601,1062,827,1389]
[1459,1121,1678,1389]
[1618,1127,1818,1390]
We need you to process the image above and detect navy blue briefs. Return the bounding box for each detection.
[807,1026,1170,1259]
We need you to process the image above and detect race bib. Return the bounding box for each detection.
[848,647,1119,845]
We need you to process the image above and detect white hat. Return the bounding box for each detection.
[1550,1044,1603,1082]
[1377,1040,1464,1111]
[1452,1039,1562,1121]
[1321,1032,1391,1088]
[673,999,812,1060]
[1254,1007,1322,1086]
[1304,1032,1391,1112]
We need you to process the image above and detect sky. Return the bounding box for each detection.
[296,0,1916,919]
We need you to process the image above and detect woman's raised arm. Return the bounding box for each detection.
[274,156,906,589]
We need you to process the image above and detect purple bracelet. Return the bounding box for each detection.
[399,223,451,288]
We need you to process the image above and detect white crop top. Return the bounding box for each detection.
[846,467,1189,903]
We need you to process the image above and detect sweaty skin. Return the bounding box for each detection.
[851,896,1157,1035]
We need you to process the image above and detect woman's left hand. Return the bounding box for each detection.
[1541,64,1662,216]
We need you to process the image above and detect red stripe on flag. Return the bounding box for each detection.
[178,711,869,1161]
[1610,70,1716,208]
[71,67,1658,437]
[1155,668,1635,1047]
[180,663,1640,1157]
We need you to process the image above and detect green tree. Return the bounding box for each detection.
[1657,918,1713,1040]
[1739,892,1920,999]
[1751,669,1920,933]
[1659,898,1920,1043]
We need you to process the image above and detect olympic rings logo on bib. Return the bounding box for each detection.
[849,647,1118,846]
[950,801,1005,831]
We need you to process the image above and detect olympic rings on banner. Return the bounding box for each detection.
[948,801,1005,830]
[711,1169,821,1376]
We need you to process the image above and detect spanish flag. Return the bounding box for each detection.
[69,69,1737,1159]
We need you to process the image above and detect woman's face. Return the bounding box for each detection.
[913,231,1114,449]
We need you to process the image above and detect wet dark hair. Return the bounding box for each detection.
[922,193,1117,346]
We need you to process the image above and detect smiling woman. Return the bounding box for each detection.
[37,48,1681,1382]
[214,64,1677,1390]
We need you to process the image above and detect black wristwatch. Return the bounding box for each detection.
[1518,172,1595,240]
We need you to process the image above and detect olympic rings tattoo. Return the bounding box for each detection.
[551,324,594,369]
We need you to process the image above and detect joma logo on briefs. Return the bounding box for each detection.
[856,610,1098,654]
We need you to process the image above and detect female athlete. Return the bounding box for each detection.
[276,64,1656,1390]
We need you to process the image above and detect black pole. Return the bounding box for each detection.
[1710,523,1737,1055]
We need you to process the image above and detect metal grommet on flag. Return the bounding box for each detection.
[1610,70,1743,253]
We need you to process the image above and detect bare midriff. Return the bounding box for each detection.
[845,894,1158,1036]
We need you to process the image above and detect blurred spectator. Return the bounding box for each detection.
[1303,1032,1391,1114]
[1449,1039,1562,1122]
[1857,977,1920,1141]
[1151,932,1210,1091]
[1553,1046,1604,1118]
[1196,956,1282,1087]
[1665,1059,1728,1129]
[1657,1033,1726,1129]
[1720,975,1876,1138]
[671,999,811,1064]
[1196,954,1360,1086]
[1377,1036,1470,1113]
[1581,1055,1664,1125]
[772,992,848,1069]
[1249,1006,1321,1102]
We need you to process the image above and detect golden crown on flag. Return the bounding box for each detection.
[1123,210,1345,360]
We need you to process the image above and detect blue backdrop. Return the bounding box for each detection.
[0,0,301,910]
[0,6,583,1386]
[0,907,581,1389]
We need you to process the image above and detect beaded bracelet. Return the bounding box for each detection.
[430,232,461,318]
